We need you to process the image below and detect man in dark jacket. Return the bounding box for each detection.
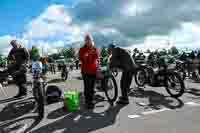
[109,43,137,104]
[4,40,30,98]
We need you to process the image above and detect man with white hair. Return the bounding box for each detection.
[1,40,30,98]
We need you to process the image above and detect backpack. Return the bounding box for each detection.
[46,85,62,104]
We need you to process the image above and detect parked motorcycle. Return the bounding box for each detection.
[135,62,185,98]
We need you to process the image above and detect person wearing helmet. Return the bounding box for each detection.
[108,42,137,104]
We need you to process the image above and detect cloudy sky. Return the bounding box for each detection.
[1,0,200,55]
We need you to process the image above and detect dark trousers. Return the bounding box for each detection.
[120,71,134,99]
[53,66,56,74]
[198,64,200,75]
[82,73,96,104]
[5,63,27,94]
[76,63,79,69]
[50,66,53,74]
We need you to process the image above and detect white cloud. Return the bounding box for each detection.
[0,35,17,56]
[169,23,200,48]
[126,36,171,51]
[40,5,72,24]
[127,22,200,51]
[23,4,81,40]
[29,40,72,55]
[3,0,200,56]
[100,28,118,36]
[20,4,91,54]
[121,1,152,17]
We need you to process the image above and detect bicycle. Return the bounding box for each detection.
[95,66,118,105]
[0,72,9,98]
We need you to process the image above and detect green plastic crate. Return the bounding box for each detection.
[64,91,80,112]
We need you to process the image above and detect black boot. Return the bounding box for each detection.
[85,103,94,109]
[14,90,27,98]
[116,96,129,104]
[85,100,95,109]
[14,92,26,98]
[14,84,27,98]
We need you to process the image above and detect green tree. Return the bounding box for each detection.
[160,49,167,56]
[31,47,40,61]
[61,48,68,57]
[61,47,76,59]
[170,46,179,55]
[146,49,151,53]
[100,47,109,58]
[0,54,3,64]
[48,56,54,63]
[67,47,76,59]
[100,47,109,66]
[49,53,60,60]
[133,48,139,53]
[0,55,7,66]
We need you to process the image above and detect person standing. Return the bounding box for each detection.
[5,40,30,98]
[108,43,137,104]
[79,34,99,109]
[40,56,48,75]
[49,63,52,74]
[52,63,56,74]
[75,59,79,70]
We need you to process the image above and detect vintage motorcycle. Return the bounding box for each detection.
[135,60,185,98]
[174,59,187,80]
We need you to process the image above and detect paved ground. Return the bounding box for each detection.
[1,69,200,133]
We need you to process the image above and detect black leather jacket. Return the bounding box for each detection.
[8,47,30,64]
[110,47,137,72]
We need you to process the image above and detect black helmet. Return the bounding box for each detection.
[108,42,116,48]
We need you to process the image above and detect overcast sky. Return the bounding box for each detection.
[0,0,200,55]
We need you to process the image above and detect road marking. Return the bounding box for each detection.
[16,124,28,133]
[73,115,81,121]
[128,101,200,119]
[100,113,105,116]
[128,115,141,119]
[137,102,148,106]
[85,116,92,119]
[0,83,7,97]
[54,129,66,133]
[185,102,200,106]
[141,108,171,115]
[128,108,171,119]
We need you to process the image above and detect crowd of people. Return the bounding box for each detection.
[0,40,75,98]
[0,34,135,110]
[1,34,200,110]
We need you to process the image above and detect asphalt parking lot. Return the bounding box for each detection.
[1,69,200,133]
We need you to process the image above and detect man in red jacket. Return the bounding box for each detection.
[79,34,99,109]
